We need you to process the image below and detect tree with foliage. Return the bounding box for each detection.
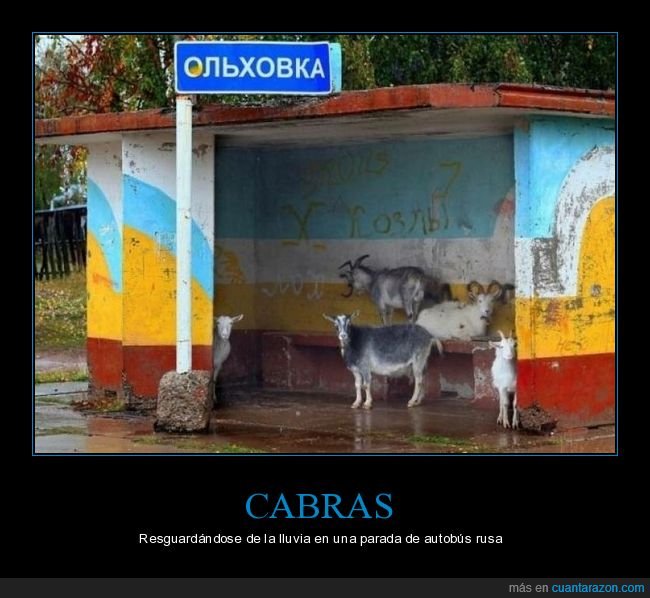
[369,34,614,89]
[35,33,615,120]
[35,38,87,209]
[34,34,614,209]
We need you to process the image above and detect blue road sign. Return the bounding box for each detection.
[175,41,342,95]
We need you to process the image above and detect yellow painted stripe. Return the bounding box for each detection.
[122,226,212,346]
[516,197,614,359]
[215,282,516,334]
[87,232,122,340]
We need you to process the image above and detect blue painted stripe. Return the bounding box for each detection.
[87,178,122,292]
[123,174,214,299]
[516,117,615,239]
[215,136,514,240]
[514,126,530,242]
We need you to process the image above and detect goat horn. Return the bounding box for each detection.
[498,330,506,340]
[353,254,370,268]
[338,260,352,270]
[467,280,484,295]
[487,280,503,298]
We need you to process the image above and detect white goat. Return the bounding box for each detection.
[212,314,243,402]
[415,281,503,341]
[490,330,518,429]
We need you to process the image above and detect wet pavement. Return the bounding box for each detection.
[34,388,616,454]
[35,348,87,373]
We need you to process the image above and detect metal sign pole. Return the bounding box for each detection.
[176,95,193,373]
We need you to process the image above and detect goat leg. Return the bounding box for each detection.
[363,377,373,410]
[407,372,423,407]
[512,392,520,429]
[212,369,219,404]
[351,370,363,409]
[498,388,511,428]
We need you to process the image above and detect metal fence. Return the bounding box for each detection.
[34,205,87,280]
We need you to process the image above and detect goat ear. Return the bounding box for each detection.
[487,281,503,299]
[350,309,360,320]
[467,280,483,300]
[323,313,336,323]
[488,341,498,349]
[232,314,244,323]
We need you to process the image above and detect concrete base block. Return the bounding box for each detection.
[155,370,212,433]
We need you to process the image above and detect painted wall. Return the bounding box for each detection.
[514,117,615,424]
[86,133,215,404]
[83,115,613,420]
[214,136,516,337]
[87,142,123,393]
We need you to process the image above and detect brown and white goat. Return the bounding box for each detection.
[416,281,503,341]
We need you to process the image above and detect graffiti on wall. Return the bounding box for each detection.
[215,136,513,242]
[279,160,465,241]
[299,149,390,199]
[260,269,325,301]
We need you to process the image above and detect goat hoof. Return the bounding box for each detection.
[362,403,373,410]
[351,403,361,409]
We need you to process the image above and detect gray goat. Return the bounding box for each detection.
[338,254,446,325]
[323,311,442,409]
[212,314,243,402]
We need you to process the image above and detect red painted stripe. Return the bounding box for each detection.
[122,345,212,399]
[88,331,262,401]
[496,84,614,116]
[88,334,615,427]
[87,338,122,391]
[518,353,614,425]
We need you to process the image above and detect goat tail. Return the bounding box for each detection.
[432,337,444,358]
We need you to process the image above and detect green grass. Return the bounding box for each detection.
[133,435,263,453]
[35,426,86,437]
[408,434,490,453]
[35,395,75,405]
[409,434,473,446]
[35,272,86,350]
[35,369,88,384]
[71,396,126,412]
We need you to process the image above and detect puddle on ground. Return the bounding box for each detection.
[34,390,615,454]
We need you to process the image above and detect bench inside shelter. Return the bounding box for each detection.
[261,331,498,406]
